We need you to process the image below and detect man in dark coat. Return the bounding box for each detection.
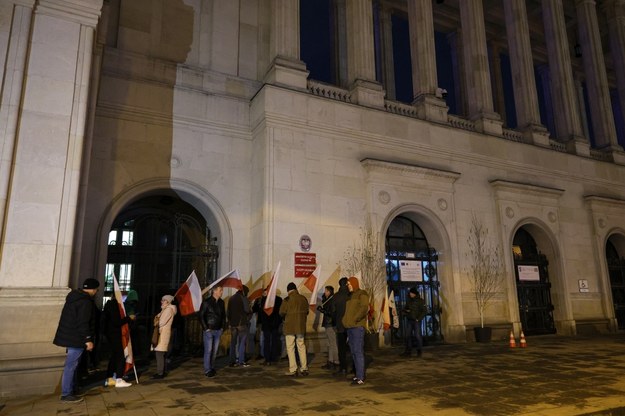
[253,289,283,365]
[401,287,428,357]
[200,285,226,377]
[53,278,100,403]
[227,285,251,367]
[332,277,350,376]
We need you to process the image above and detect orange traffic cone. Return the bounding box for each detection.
[520,331,527,348]
[509,330,516,348]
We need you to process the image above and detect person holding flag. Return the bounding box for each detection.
[102,294,134,387]
[199,286,226,377]
[317,285,338,370]
[253,288,283,366]
[227,285,251,367]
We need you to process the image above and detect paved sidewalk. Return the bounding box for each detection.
[3,334,625,415]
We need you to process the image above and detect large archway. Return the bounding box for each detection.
[104,192,219,356]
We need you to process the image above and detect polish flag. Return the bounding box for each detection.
[306,266,323,312]
[380,288,391,332]
[112,274,134,377]
[248,271,271,302]
[202,269,243,295]
[389,290,399,329]
[174,271,203,316]
[263,261,281,315]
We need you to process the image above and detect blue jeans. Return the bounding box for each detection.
[405,320,423,352]
[229,326,248,364]
[61,347,84,396]
[203,329,223,373]
[347,327,365,381]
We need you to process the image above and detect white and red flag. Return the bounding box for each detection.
[174,271,203,316]
[112,274,135,378]
[305,266,323,312]
[202,269,243,295]
[380,287,391,332]
[389,289,399,329]
[248,271,271,302]
[263,261,281,315]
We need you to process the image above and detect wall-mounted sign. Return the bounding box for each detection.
[299,235,312,252]
[578,279,589,293]
[399,260,423,282]
[294,252,316,278]
[518,265,540,281]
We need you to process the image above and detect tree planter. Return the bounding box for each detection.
[474,326,492,343]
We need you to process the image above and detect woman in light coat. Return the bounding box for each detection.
[152,294,177,379]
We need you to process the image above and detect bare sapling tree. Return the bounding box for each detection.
[342,219,387,332]
[467,214,504,328]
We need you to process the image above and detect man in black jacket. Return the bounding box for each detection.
[332,277,350,376]
[199,286,226,377]
[53,278,100,403]
[400,287,428,357]
[227,285,251,367]
[253,289,283,365]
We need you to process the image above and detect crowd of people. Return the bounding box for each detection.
[53,276,428,403]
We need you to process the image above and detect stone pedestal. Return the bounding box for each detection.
[413,94,449,124]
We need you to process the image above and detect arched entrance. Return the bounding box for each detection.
[606,234,625,329]
[512,227,556,335]
[104,194,219,355]
[385,215,443,345]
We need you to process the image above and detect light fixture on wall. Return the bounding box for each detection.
[574,43,582,58]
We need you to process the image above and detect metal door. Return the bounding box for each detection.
[513,228,555,335]
[606,240,625,329]
[385,216,443,345]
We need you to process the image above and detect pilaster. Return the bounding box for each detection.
[576,0,620,149]
[346,0,385,108]
[264,0,309,90]
[542,0,587,145]
[458,0,502,135]
[606,0,625,144]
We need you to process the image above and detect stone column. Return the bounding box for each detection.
[380,4,396,100]
[346,0,385,108]
[537,64,557,137]
[503,0,550,146]
[447,31,466,116]
[458,0,503,135]
[264,0,309,90]
[541,0,588,155]
[489,43,507,124]
[606,0,625,145]
[408,0,447,122]
[576,0,621,151]
[0,0,103,397]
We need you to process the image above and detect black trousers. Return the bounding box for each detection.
[336,331,348,371]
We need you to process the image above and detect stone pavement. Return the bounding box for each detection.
[3,333,625,416]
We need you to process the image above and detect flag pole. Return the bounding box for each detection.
[132,363,139,384]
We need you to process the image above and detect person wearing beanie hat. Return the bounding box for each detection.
[342,276,369,386]
[280,282,309,376]
[151,294,177,379]
[332,277,351,376]
[53,278,100,402]
[400,287,427,358]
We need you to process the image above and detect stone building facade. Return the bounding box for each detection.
[1,0,625,397]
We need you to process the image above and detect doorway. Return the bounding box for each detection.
[606,236,625,329]
[104,194,219,356]
[385,215,443,345]
[512,227,556,335]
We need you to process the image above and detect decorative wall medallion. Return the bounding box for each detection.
[598,218,606,229]
[548,212,557,223]
[170,156,181,168]
[378,190,391,205]
[299,235,312,252]
[437,198,448,211]
[505,207,515,219]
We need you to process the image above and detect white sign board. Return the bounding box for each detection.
[400,260,423,282]
[518,265,540,281]
[578,279,589,293]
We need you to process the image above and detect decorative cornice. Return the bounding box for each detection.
[584,195,625,208]
[361,158,461,183]
[490,179,564,199]
[34,0,103,27]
